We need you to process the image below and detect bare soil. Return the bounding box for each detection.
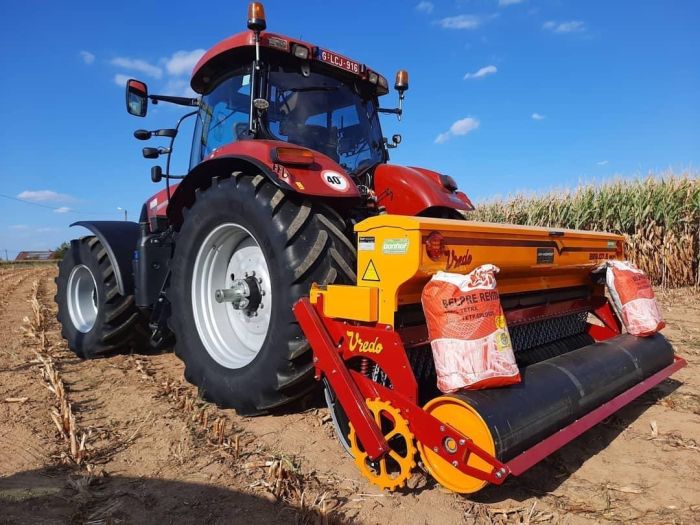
[0,266,698,524]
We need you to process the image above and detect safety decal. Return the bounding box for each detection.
[358,236,376,251]
[382,238,409,255]
[362,259,380,282]
[321,170,349,192]
[536,247,555,264]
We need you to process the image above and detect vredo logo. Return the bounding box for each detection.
[446,248,473,270]
[346,330,383,354]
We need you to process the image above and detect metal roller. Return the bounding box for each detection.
[420,333,674,492]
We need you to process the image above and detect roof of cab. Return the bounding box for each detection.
[190,30,379,95]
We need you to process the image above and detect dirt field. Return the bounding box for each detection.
[1,266,698,524]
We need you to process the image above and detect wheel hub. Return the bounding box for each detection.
[215,273,263,314]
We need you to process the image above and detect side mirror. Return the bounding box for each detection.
[126,79,148,117]
[395,70,409,93]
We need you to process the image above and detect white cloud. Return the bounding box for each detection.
[438,15,482,29]
[499,0,525,5]
[464,65,497,80]
[164,49,206,76]
[110,57,162,78]
[53,207,72,214]
[531,112,546,120]
[415,1,434,14]
[163,77,197,98]
[113,74,131,87]
[17,190,75,203]
[435,117,480,143]
[543,20,586,33]
[11,224,29,230]
[597,160,609,166]
[79,50,95,65]
[109,49,205,93]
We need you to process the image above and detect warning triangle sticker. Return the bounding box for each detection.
[362,259,380,282]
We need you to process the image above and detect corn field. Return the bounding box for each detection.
[470,172,700,287]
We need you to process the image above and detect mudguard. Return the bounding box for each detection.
[167,139,360,228]
[71,221,140,296]
[373,164,474,216]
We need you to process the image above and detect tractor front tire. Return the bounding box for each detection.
[55,236,148,358]
[169,174,356,415]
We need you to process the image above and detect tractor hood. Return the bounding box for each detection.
[373,164,474,216]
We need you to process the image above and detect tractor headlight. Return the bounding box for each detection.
[292,44,309,59]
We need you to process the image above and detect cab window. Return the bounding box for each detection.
[198,68,251,161]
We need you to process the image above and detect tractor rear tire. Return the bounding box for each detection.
[169,174,357,415]
[55,236,148,358]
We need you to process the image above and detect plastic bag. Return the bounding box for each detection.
[421,265,521,393]
[600,260,665,337]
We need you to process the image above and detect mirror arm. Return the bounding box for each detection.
[149,94,199,107]
[164,109,199,201]
[378,92,405,121]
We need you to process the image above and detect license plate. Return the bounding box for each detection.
[318,49,361,75]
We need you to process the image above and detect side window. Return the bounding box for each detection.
[189,111,204,170]
[199,71,251,160]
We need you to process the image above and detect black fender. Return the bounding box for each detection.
[167,155,291,229]
[70,221,140,296]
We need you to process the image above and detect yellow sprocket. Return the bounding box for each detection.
[348,398,417,491]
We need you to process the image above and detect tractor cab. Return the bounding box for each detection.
[186,2,407,173]
[191,46,388,173]
[126,2,409,180]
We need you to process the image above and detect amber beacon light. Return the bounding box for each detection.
[247,2,266,31]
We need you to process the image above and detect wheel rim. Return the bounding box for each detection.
[192,222,273,369]
[67,264,98,333]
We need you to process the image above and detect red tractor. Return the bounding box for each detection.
[56,3,472,416]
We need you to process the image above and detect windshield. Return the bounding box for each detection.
[264,66,385,172]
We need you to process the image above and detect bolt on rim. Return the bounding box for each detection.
[192,222,272,369]
[67,264,99,333]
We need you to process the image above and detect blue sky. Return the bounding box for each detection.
[1,1,698,258]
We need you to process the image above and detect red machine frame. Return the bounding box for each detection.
[294,295,687,486]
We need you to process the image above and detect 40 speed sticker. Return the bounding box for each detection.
[321,170,350,192]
